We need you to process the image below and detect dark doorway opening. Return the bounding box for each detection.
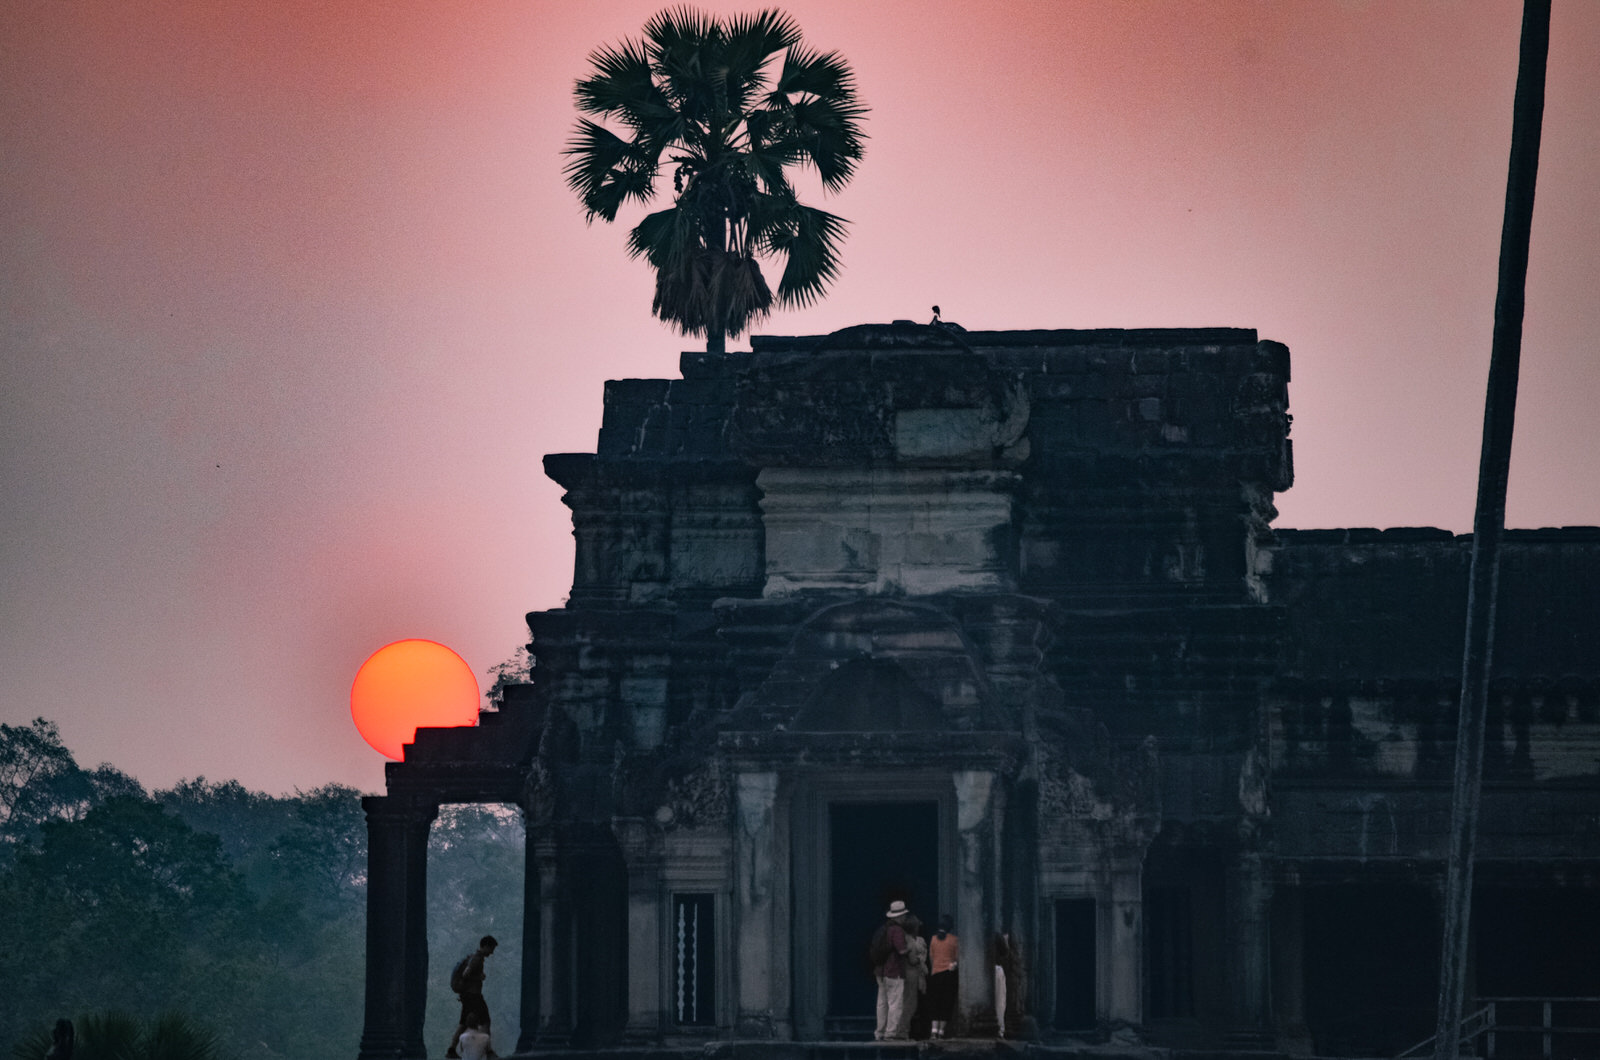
[828,801,940,1025]
[1302,884,1437,1057]
[1476,886,1600,996]
[570,830,628,1048]
[1145,886,1193,1019]
[1475,886,1600,1059]
[1054,898,1097,1030]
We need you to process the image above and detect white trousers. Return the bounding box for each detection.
[875,976,906,1039]
[994,964,1007,1037]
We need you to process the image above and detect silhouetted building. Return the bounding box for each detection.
[358,325,1600,1059]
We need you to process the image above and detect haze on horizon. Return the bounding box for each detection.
[2,1,1596,797]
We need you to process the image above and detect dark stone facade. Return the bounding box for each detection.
[358,325,1600,1058]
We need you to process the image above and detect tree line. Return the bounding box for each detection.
[0,718,526,1060]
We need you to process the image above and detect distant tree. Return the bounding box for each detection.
[565,7,866,352]
[268,783,368,914]
[159,777,294,887]
[1,718,81,847]
[0,765,370,1060]
[0,719,144,857]
[0,797,252,1041]
[483,644,532,712]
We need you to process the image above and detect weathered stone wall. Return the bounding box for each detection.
[1266,528,1600,780]
[1265,526,1600,865]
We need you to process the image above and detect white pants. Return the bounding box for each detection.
[994,964,1007,1037]
[876,976,906,1039]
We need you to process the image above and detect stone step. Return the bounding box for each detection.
[496,1041,1285,1060]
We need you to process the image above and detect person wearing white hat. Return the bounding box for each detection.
[869,900,911,1040]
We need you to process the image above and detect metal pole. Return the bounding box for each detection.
[1432,4,1550,1060]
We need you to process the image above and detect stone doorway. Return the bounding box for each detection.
[827,801,941,1027]
[791,773,958,1041]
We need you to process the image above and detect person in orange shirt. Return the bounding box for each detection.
[926,914,959,1039]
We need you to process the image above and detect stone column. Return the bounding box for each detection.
[1224,851,1273,1047]
[530,837,572,1046]
[358,795,437,1060]
[1106,856,1144,1025]
[614,817,665,1041]
[1271,882,1312,1054]
[514,818,543,1054]
[954,770,999,1034]
[733,772,781,1036]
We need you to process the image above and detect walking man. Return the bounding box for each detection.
[446,935,498,1058]
[871,900,910,1041]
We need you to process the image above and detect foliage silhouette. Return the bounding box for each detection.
[565,7,866,351]
[1,719,143,860]
[12,1012,223,1060]
[0,741,367,1060]
[1,727,532,1060]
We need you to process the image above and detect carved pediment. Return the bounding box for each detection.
[793,657,945,732]
[735,599,1013,734]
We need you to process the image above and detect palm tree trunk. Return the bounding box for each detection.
[1433,4,1549,1059]
[707,209,729,353]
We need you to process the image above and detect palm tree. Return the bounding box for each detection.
[1433,4,1549,1059]
[565,8,866,353]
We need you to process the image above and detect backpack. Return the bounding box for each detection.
[868,924,892,966]
[450,954,474,994]
[906,935,929,975]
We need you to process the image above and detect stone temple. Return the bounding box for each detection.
[358,324,1600,1059]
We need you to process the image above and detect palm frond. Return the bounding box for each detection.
[785,95,868,190]
[744,133,798,198]
[573,39,655,119]
[644,6,717,56]
[74,1012,142,1060]
[719,9,800,113]
[648,247,773,339]
[714,253,775,338]
[773,43,855,102]
[765,44,866,191]
[646,7,720,118]
[762,203,848,308]
[563,120,658,221]
[10,1025,53,1060]
[138,1012,222,1060]
[627,204,702,272]
[724,9,801,57]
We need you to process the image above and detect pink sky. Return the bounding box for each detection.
[2,1,1596,795]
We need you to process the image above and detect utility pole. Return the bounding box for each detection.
[1433,3,1550,1060]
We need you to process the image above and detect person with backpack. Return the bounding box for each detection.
[896,914,930,1040]
[870,900,911,1041]
[445,935,498,1059]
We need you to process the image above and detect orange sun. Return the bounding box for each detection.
[350,639,480,760]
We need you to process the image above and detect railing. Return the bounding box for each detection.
[1396,1003,1495,1058]
[1479,997,1600,1060]
[1396,998,1600,1059]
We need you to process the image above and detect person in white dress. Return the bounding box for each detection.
[457,1018,493,1060]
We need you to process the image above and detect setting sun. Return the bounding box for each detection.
[350,639,480,760]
